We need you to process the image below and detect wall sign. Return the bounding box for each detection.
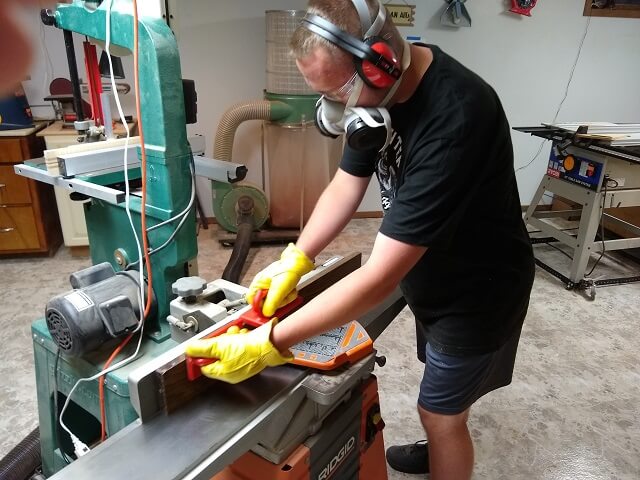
[584,0,640,18]
[384,4,416,27]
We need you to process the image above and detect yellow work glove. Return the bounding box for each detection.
[246,243,314,316]
[184,319,293,384]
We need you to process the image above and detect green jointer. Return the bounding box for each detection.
[33,1,197,475]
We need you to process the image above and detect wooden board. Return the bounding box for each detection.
[43,135,141,173]
[37,120,135,137]
[155,253,362,415]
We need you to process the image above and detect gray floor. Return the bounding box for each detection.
[1,218,639,479]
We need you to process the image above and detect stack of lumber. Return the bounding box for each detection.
[543,122,640,146]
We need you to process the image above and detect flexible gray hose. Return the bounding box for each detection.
[214,102,273,282]
[0,427,41,480]
[213,101,273,161]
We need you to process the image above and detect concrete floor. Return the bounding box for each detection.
[1,218,639,479]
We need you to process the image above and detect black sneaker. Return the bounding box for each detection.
[385,440,429,474]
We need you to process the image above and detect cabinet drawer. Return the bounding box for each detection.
[0,138,24,164]
[0,166,32,205]
[0,205,40,251]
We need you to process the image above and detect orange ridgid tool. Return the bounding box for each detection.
[185,290,303,381]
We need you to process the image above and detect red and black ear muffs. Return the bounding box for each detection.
[301,13,401,89]
[357,36,400,88]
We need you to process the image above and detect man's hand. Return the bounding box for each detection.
[184,319,293,384]
[246,243,314,316]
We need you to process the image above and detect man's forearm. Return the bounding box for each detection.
[296,169,370,259]
[271,232,428,352]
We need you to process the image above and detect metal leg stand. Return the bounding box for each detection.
[525,174,640,298]
[569,189,603,284]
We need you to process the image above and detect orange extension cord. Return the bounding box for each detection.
[99,0,153,442]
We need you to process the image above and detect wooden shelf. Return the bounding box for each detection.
[584,1,640,19]
[0,131,62,256]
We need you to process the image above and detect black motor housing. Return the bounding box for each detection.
[45,263,154,357]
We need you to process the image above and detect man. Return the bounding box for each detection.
[185,0,535,478]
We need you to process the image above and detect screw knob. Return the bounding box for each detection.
[375,355,387,367]
[41,9,56,27]
[172,277,207,299]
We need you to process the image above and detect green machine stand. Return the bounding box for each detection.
[32,320,177,475]
[33,1,197,475]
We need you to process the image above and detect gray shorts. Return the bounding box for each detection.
[417,324,523,415]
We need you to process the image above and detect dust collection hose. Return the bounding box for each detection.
[221,197,255,283]
[215,101,290,283]
[214,100,290,161]
[0,427,41,480]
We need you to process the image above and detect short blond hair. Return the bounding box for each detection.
[290,0,403,63]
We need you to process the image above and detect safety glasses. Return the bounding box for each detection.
[323,71,358,102]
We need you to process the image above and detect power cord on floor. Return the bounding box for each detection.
[545,241,573,261]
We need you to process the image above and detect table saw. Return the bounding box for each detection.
[515,125,640,297]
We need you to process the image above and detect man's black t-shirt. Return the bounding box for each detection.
[340,44,535,356]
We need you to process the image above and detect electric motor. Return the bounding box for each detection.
[45,262,155,357]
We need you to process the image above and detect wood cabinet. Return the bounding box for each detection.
[0,125,62,256]
[39,123,90,252]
